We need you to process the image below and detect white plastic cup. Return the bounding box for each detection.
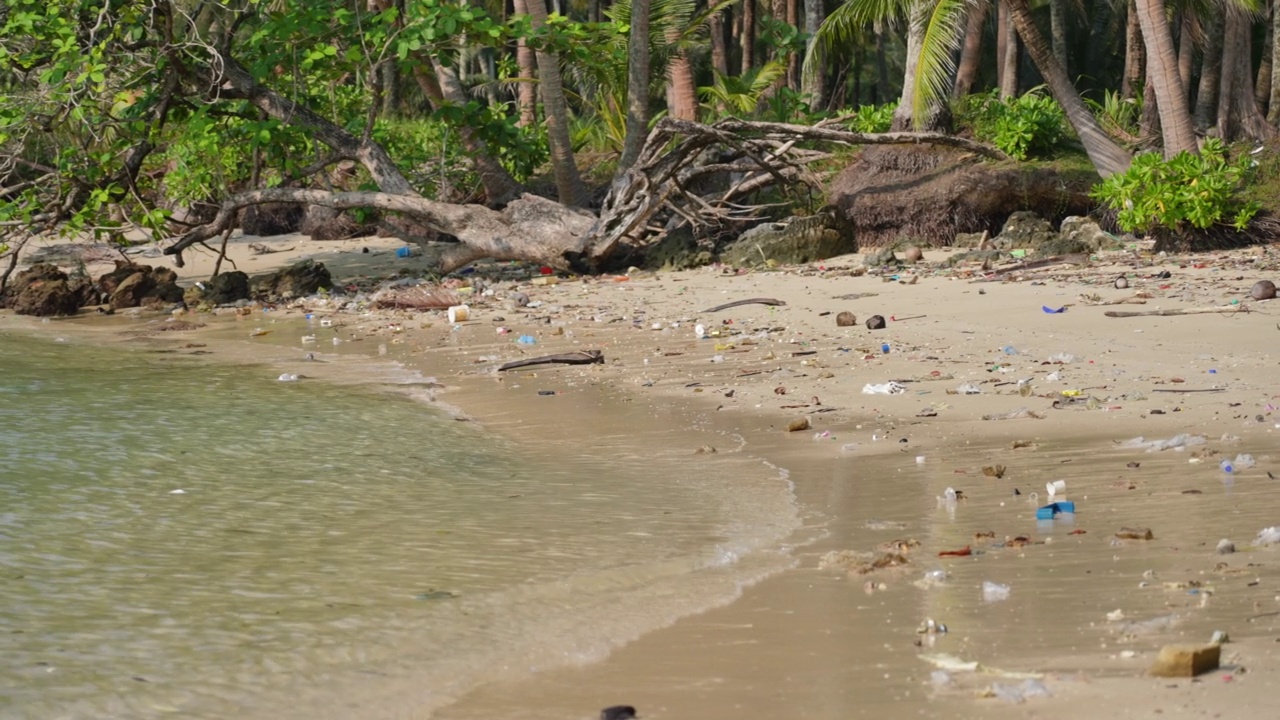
[447,305,470,323]
[1046,479,1066,497]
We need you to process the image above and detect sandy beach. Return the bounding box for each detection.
[5,231,1280,718]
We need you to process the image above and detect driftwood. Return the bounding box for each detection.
[1151,388,1226,393]
[1104,304,1250,318]
[163,116,1007,274]
[702,297,787,313]
[498,350,605,371]
[977,254,1090,280]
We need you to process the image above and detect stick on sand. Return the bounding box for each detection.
[498,350,604,371]
[1104,304,1249,318]
[702,298,786,313]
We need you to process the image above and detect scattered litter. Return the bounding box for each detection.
[447,304,470,323]
[1042,306,1067,314]
[931,670,952,687]
[982,408,1043,421]
[516,335,538,345]
[1116,527,1154,540]
[1116,614,1179,635]
[982,580,1011,602]
[1255,526,1280,545]
[862,381,907,395]
[988,679,1052,703]
[981,465,1006,478]
[1210,630,1230,645]
[277,373,299,382]
[1121,434,1206,452]
[1036,501,1075,520]
[955,382,982,395]
[1216,539,1236,555]
[921,654,977,672]
[1046,352,1076,364]
[168,489,186,495]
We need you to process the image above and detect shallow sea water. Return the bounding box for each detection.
[0,329,798,718]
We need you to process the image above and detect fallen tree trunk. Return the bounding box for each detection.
[164,118,1007,273]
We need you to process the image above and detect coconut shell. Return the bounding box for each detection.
[865,314,886,330]
[904,246,924,263]
[836,311,857,327]
[1251,280,1276,301]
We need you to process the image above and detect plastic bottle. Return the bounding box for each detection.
[881,343,890,354]
[1220,459,1234,473]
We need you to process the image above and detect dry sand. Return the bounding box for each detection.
[6,231,1280,718]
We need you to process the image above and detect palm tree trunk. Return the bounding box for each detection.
[786,0,800,89]
[1257,2,1273,113]
[1007,0,1132,176]
[1050,0,1069,73]
[1193,5,1222,130]
[1085,0,1114,89]
[666,28,699,121]
[1218,8,1277,141]
[619,0,652,172]
[875,25,890,104]
[1177,13,1194,95]
[711,13,730,78]
[892,8,924,130]
[1135,0,1197,155]
[801,0,827,103]
[526,0,589,206]
[953,2,988,98]
[1270,0,1280,124]
[999,0,1019,99]
[1121,1,1143,99]
[513,0,538,128]
[1139,67,1161,142]
[741,0,755,72]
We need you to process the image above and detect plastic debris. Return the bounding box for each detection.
[982,580,1011,602]
[1255,526,1280,545]
[931,670,953,687]
[990,679,1052,703]
[862,381,907,395]
[516,335,537,345]
[982,407,1043,421]
[277,373,299,382]
[1042,306,1067,314]
[955,382,982,395]
[1122,434,1207,452]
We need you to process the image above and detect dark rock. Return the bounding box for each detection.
[600,706,637,720]
[864,246,900,267]
[241,203,304,236]
[994,211,1057,250]
[152,267,179,285]
[110,271,157,310]
[1059,216,1123,252]
[98,262,145,297]
[828,145,1094,247]
[720,210,855,267]
[300,205,377,241]
[203,271,251,305]
[149,282,186,306]
[252,260,332,300]
[866,314,886,330]
[3,264,83,316]
[636,226,713,270]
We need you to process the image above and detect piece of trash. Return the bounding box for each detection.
[395,245,415,258]
[836,311,857,327]
[866,315,886,330]
[516,335,538,345]
[1042,306,1067,314]
[916,568,950,589]
[982,408,1043,421]
[695,323,707,338]
[982,580,1011,602]
[989,679,1052,704]
[1122,434,1206,452]
[938,546,972,557]
[931,670,952,687]
[956,382,982,395]
[1209,630,1230,645]
[277,373,299,382]
[1216,539,1235,555]
[1149,644,1221,677]
[414,589,459,600]
[1255,526,1280,545]
[921,654,978,672]
[537,390,557,396]
[168,489,186,495]
[880,343,891,354]
[1035,501,1075,520]
[1116,527,1154,540]
[1046,479,1066,497]
[447,304,470,323]
[918,618,949,634]
[981,465,1006,478]
[862,381,907,395]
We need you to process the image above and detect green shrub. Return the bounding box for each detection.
[1091,138,1260,233]
[962,88,1066,160]
[845,102,894,133]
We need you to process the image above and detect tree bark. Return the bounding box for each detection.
[1271,0,1280,124]
[667,29,699,121]
[892,8,925,130]
[786,0,800,90]
[741,0,755,73]
[1193,5,1222,130]
[513,0,538,128]
[801,0,826,104]
[1257,1,1273,114]
[1135,0,1197,155]
[711,13,730,77]
[525,0,590,206]
[1050,0,1069,74]
[1007,0,1133,176]
[875,26,890,104]
[429,58,527,203]
[999,0,1019,99]
[954,2,988,98]
[1085,0,1113,90]
[620,0,653,171]
[1177,12,1194,95]
[1218,8,1277,141]
[1121,1,1144,99]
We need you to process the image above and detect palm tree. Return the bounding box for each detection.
[1005,0,1133,175]
[1134,0,1198,155]
[808,0,968,131]
[524,0,591,206]
[620,0,654,171]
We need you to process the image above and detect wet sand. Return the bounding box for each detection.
[6,233,1280,717]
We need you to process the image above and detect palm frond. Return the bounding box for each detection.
[912,0,968,122]
[805,0,910,92]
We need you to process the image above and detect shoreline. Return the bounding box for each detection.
[6,235,1280,717]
